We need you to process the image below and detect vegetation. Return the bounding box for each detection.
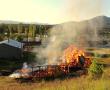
[0,21,110,90]
[0,24,52,41]
[0,50,110,90]
[89,59,103,79]
[0,67,110,90]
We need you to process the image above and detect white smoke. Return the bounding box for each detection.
[35,17,104,65]
[33,0,105,65]
[63,0,103,21]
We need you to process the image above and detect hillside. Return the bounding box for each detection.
[0,20,21,24]
[52,16,110,47]
[0,15,108,47]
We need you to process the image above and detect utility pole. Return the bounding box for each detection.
[7,29,10,43]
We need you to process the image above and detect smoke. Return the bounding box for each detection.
[63,0,103,21]
[35,17,104,65]
[40,24,78,65]
[33,0,104,65]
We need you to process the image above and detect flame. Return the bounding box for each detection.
[63,45,83,63]
[32,45,91,78]
[62,45,91,67]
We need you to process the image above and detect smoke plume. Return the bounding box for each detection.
[35,17,104,65]
[62,0,103,22]
[34,0,104,65]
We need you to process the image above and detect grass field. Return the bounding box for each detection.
[0,67,110,90]
[0,48,110,90]
[0,65,110,90]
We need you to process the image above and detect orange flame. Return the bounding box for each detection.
[62,45,92,68]
[63,45,84,64]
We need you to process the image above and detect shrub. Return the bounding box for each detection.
[16,35,24,42]
[89,59,103,79]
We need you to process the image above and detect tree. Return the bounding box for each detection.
[17,23,23,34]
[29,24,36,40]
[0,35,4,41]
[8,24,13,36]
[89,59,103,79]
[16,35,23,42]
[24,27,29,41]
[32,24,36,40]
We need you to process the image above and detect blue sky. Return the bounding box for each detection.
[0,0,109,24]
[103,0,110,16]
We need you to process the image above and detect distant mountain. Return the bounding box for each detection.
[0,20,54,25]
[90,15,110,23]
[86,15,110,27]
[52,15,110,47]
[0,15,110,47]
[0,15,110,25]
[0,20,21,24]
[58,15,110,32]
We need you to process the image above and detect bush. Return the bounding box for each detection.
[89,59,103,79]
[16,35,24,42]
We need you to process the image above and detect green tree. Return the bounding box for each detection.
[29,24,36,40]
[89,59,103,79]
[0,35,4,41]
[32,24,36,40]
[24,27,29,41]
[16,35,23,42]
[17,23,23,34]
[8,24,13,36]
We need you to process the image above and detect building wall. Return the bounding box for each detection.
[0,44,22,59]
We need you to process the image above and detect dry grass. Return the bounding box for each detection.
[0,67,110,90]
[0,48,110,90]
[97,58,110,65]
[86,48,110,54]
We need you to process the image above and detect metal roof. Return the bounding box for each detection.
[0,39,23,48]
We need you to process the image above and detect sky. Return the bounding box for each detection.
[103,0,110,16]
[0,0,109,24]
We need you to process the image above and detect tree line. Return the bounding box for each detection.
[0,23,52,41]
